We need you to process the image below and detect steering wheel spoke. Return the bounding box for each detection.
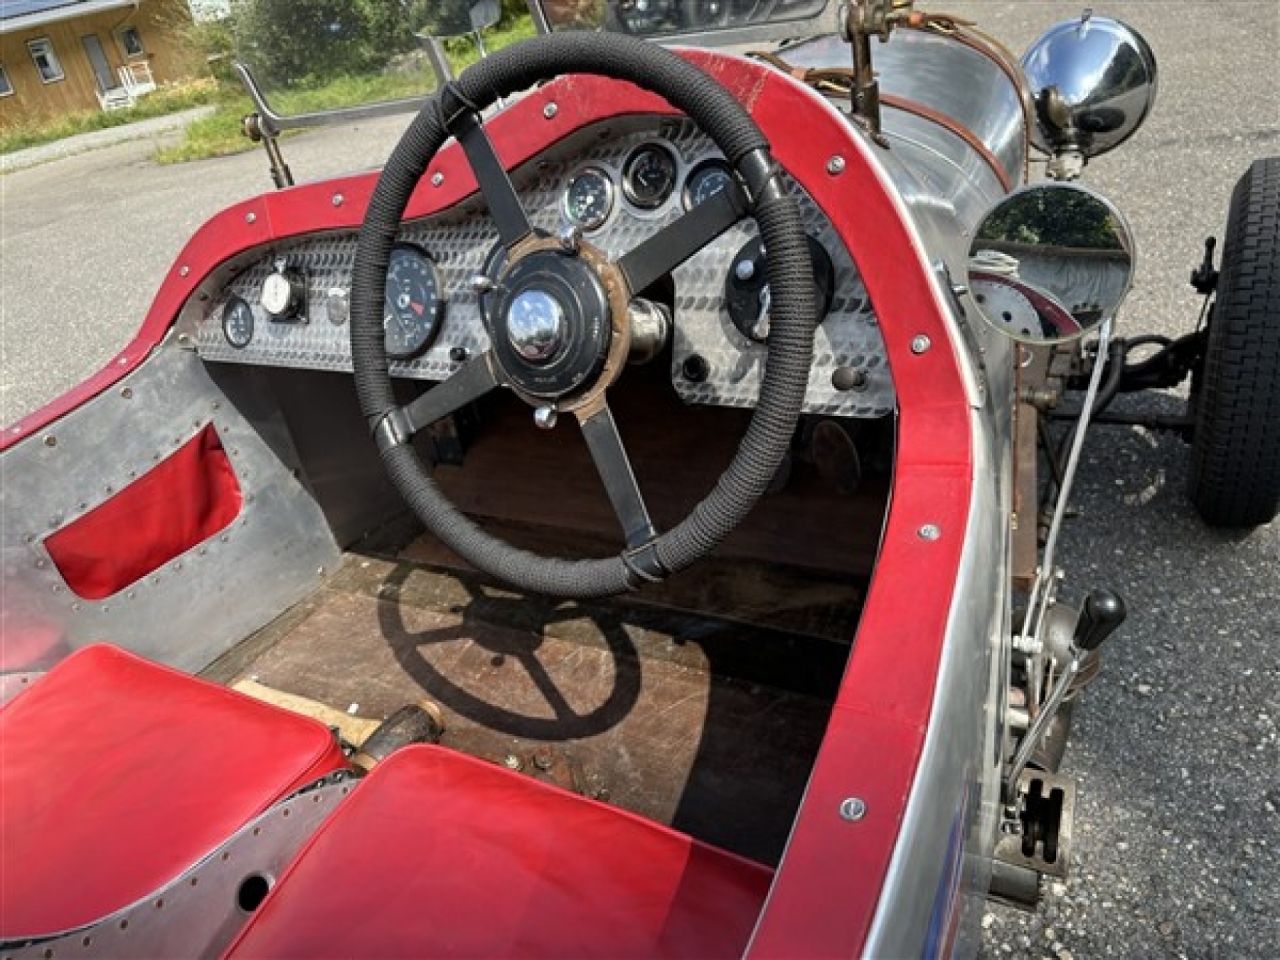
[616,182,748,295]
[394,351,503,440]
[452,110,533,250]
[577,404,658,549]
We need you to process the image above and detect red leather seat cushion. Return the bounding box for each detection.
[225,745,773,959]
[0,644,347,938]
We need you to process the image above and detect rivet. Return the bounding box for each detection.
[117,357,129,366]
[430,172,444,187]
[72,603,82,612]
[43,435,56,447]
[827,155,846,175]
[839,797,867,821]
[121,387,133,399]
[919,524,942,541]
[246,212,257,224]
[179,265,190,277]
[911,334,932,355]
[543,102,558,119]
[503,754,522,770]
[332,193,344,207]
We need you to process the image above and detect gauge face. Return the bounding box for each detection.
[622,144,678,210]
[563,167,614,230]
[222,295,255,349]
[384,244,443,360]
[683,159,734,209]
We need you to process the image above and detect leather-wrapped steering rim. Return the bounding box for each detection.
[351,31,816,599]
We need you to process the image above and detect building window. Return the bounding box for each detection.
[27,38,64,83]
[0,65,13,97]
[117,26,146,58]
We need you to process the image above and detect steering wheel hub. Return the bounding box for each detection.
[507,289,566,362]
[486,247,614,400]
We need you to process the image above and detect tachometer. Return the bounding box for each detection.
[222,295,255,349]
[563,167,614,231]
[622,143,678,210]
[384,244,443,360]
[683,159,734,209]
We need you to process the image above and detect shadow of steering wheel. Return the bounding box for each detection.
[377,564,644,741]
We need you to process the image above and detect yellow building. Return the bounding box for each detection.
[0,0,203,130]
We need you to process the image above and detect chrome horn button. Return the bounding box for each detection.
[506,289,566,363]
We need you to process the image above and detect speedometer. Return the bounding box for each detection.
[384,244,443,360]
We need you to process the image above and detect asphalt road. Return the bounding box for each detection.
[1,3,1277,958]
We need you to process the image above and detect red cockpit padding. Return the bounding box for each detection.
[43,423,242,601]
[0,644,347,939]
[224,744,773,959]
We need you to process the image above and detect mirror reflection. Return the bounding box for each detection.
[968,183,1134,345]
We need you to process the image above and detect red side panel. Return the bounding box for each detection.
[0,644,347,937]
[225,744,773,959]
[43,424,242,600]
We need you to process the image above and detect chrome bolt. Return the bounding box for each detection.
[179,265,190,277]
[911,334,932,355]
[543,102,558,119]
[734,259,756,281]
[534,406,558,430]
[919,524,942,541]
[839,797,867,821]
[558,225,582,254]
[246,212,257,224]
[470,274,495,294]
[430,172,444,187]
[827,155,846,175]
[503,754,523,770]
[332,193,344,207]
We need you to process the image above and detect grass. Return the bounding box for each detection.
[153,14,538,165]
[0,79,220,155]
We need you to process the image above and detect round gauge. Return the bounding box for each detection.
[622,143,678,210]
[222,295,255,349]
[683,159,734,209]
[384,244,443,360]
[563,167,614,231]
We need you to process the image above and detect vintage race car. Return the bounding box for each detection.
[2,0,1277,956]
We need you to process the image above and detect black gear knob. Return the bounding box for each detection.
[1074,588,1127,652]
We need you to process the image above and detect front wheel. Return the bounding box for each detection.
[1188,156,1280,528]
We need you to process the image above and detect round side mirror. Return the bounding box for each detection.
[1021,14,1157,159]
[968,183,1135,345]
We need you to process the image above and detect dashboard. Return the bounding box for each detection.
[191,117,895,419]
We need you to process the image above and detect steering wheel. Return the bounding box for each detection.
[351,31,816,599]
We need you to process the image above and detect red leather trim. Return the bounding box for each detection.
[0,644,347,937]
[43,424,242,600]
[225,744,773,959]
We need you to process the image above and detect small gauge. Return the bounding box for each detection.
[384,244,443,360]
[261,260,306,322]
[683,159,734,209]
[622,143,678,210]
[563,167,614,231]
[222,295,255,349]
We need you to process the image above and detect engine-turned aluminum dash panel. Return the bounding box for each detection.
[191,117,894,419]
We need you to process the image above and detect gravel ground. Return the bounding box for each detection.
[1,5,1277,957]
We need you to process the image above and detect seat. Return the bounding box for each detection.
[224,744,774,959]
[0,644,347,941]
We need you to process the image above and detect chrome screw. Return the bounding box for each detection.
[839,797,867,821]
[911,334,932,355]
[534,406,558,430]
[558,225,582,254]
[543,102,558,119]
[827,156,846,175]
[332,193,344,207]
[430,172,444,187]
[919,524,942,541]
[245,212,257,224]
[734,259,756,281]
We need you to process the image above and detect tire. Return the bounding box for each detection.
[1188,157,1280,528]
